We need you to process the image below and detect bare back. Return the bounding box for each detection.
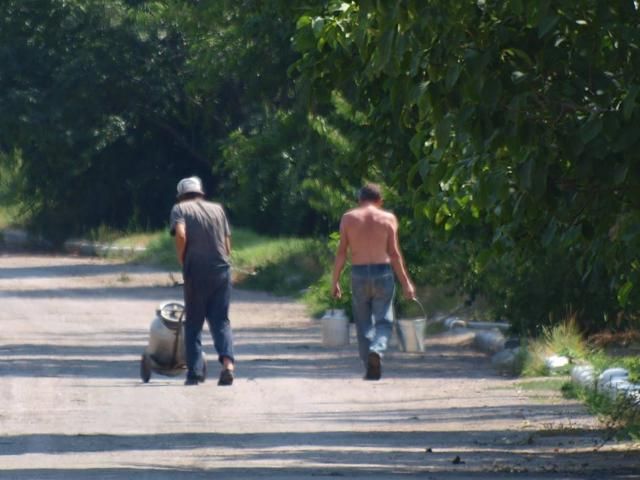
[340,205,397,265]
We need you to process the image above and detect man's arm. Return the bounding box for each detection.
[331,217,349,298]
[174,222,187,266]
[387,215,416,300]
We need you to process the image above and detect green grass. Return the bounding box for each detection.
[516,378,567,391]
[0,205,21,230]
[522,317,589,376]
[231,231,325,295]
[103,227,326,296]
[562,381,640,440]
[499,373,569,406]
[0,209,10,229]
[516,318,640,438]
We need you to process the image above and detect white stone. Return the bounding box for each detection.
[447,319,467,329]
[597,368,629,397]
[491,348,521,374]
[571,365,596,390]
[444,317,466,329]
[622,385,640,405]
[545,355,569,370]
[601,378,634,401]
[473,330,505,354]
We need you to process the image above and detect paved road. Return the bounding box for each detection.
[0,254,638,479]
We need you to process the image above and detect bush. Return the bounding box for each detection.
[238,238,325,296]
[134,227,325,296]
[523,316,589,376]
[562,382,640,441]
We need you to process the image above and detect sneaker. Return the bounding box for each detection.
[218,369,234,386]
[365,352,381,380]
[184,377,199,386]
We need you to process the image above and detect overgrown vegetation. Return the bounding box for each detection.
[0,206,17,230]
[107,228,325,297]
[1,1,639,334]
[562,382,640,440]
[0,150,23,229]
[522,317,589,376]
[294,1,640,333]
[519,319,640,437]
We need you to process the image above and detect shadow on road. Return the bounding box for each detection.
[0,430,636,479]
[0,285,181,301]
[0,262,158,280]
[2,258,639,479]
[0,321,499,382]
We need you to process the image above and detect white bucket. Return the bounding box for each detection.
[321,309,350,347]
[397,318,426,352]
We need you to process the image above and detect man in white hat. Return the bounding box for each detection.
[169,176,235,386]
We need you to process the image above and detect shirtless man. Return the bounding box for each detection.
[332,183,415,380]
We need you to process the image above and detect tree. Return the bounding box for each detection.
[0,0,203,237]
[0,0,346,238]
[293,0,640,331]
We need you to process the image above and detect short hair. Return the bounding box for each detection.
[358,183,382,202]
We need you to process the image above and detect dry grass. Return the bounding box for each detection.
[589,329,640,349]
[523,315,588,376]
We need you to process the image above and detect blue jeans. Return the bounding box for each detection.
[183,264,234,380]
[351,264,395,364]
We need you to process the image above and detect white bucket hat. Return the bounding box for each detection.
[176,176,204,198]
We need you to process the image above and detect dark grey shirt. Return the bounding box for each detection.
[170,199,231,268]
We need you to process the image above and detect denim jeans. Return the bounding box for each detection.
[183,263,234,380]
[351,264,395,364]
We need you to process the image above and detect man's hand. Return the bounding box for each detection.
[403,281,416,300]
[332,282,342,299]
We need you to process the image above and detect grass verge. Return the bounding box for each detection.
[562,381,640,440]
[519,318,640,438]
[522,316,589,376]
[100,227,326,297]
[0,205,21,230]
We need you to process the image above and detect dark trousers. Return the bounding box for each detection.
[183,264,234,379]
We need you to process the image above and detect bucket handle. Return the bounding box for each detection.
[412,297,427,320]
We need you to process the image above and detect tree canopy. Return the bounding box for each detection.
[292,0,640,330]
[1,0,638,331]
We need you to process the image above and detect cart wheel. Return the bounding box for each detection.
[140,354,151,383]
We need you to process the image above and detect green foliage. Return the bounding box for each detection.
[134,227,324,295]
[137,231,177,268]
[562,382,640,440]
[178,0,349,236]
[621,357,640,384]
[220,111,336,235]
[239,240,325,296]
[588,353,640,385]
[523,317,588,376]
[293,0,640,332]
[517,378,567,391]
[0,0,197,240]
[3,0,640,334]
[303,232,352,317]
[0,0,341,241]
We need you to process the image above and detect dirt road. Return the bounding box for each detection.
[0,254,638,479]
